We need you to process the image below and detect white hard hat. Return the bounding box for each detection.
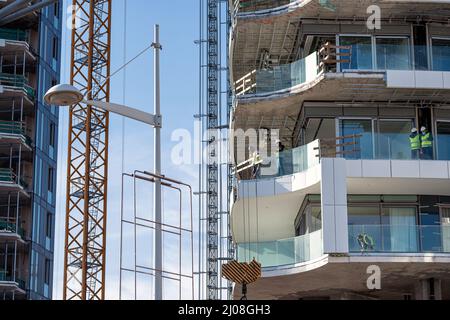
[421,126,427,132]
[411,128,418,133]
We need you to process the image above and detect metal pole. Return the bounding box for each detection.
[153,24,163,301]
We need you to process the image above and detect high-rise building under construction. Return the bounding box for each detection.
[0,0,62,300]
[229,0,450,300]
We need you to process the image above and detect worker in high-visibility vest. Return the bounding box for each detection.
[409,128,421,160]
[420,126,434,160]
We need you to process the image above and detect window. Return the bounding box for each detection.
[44,259,51,285]
[376,37,411,70]
[48,167,55,192]
[339,119,374,159]
[46,212,52,239]
[54,2,59,18]
[376,119,413,160]
[49,122,56,147]
[437,121,450,160]
[339,36,373,70]
[52,37,58,60]
[432,38,450,71]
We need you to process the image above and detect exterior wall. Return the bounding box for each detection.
[16,1,62,300]
[320,158,348,254]
[28,2,62,301]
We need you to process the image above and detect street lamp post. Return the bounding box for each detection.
[152,24,163,301]
[45,25,164,300]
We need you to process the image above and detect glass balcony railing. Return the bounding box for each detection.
[0,218,25,238]
[0,168,27,189]
[0,271,26,289]
[0,120,26,136]
[0,73,35,99]
[237,140,320,180]
[237,230,323,268]
[0,28,28,42]
[331,132,447,161]
[235,42,450,96]
[233,0,292,13]
[349,225,450,253]
[0,120,31,146]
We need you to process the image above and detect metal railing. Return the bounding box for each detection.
[0,73,35,99]
[237,229,323,268]
[349,224,450,253]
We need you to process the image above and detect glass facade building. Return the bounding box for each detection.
[0,2,61,300]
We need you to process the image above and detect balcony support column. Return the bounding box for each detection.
[320,158,349,254]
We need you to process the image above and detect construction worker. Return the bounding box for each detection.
[276,139,286,176]
[249,146,261,179]
[409,128,421,160]
[420,126,434,160]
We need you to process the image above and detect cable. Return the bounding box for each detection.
[84,43,153,99]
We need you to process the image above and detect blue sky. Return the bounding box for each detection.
[54,0,200,299]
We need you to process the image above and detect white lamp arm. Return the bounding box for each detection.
[84,100,162,127]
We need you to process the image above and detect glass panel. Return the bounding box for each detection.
[437,122,450,161]
[376,120,413,160]
[382,195,418,203]
[340,119,373,159]
[381,207,418,252]
[349,225,419,252]
[348,206,380,225]
[432,38,450,71]
[441,207,450,252]
[420,196,442,252]
[237,230,323,268]
[310,207,322,233]
[348,195,381,203]
[340,36,373,70]
[376,37,411,70]
[348,225,382,252]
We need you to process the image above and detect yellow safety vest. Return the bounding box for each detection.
[409,135,421,150]
[421,132,433,148]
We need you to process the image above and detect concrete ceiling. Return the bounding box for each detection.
[235,258,450,299]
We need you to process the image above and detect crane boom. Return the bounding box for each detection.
[64,0,112,300]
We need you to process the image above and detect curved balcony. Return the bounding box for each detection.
[237,229,323,269]
[232,0,292,14]
[233,43,450,129]
[233,0,450,21]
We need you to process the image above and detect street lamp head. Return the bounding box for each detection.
[44,84,84,106]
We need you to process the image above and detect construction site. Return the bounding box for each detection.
[0,0,234,301]
[2,0,450,302]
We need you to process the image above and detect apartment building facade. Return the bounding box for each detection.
[230,0,450,300]
[0,1,62,300]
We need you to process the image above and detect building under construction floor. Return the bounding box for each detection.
[230,0,450,300]
[0,0,62,300]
